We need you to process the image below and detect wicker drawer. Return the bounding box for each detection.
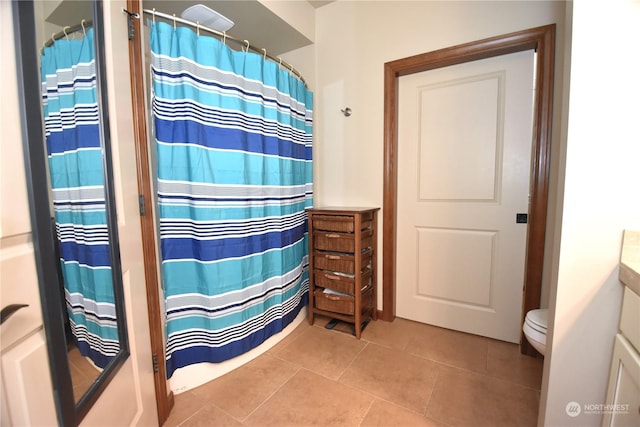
[314,251,354,274]
[312,213,374,234]
[313,215,354,232]
[313,249,372,275]
[314,228,373,253]
[314,232,354,252]
[360,234,373,251]
[361,286,374,313]
[314,289,354,315]
[314,287,374,318]
[314,267,372,295]
[359,211,374,223]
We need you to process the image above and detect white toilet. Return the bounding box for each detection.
[523,308,548,356]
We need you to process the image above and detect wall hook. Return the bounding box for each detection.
[341,107,352,117]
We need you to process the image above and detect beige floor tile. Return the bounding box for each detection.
[272,325,367,380]
[266,318,312,355]
[189,353,299,419]
[361,317,423,351]
[163,391,207,427]
[361,399,448,427]
[68,346,101,380]
[427,365,539,427]
[244,368,375,426]
[312,314,359,335]
[179,404,244,427]
[406,323,489,373]
[68,345,101,402]
[486,339,543,390]
[339,343,439,414]
[166,318,544,427]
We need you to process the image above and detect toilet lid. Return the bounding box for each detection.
[526,309,547,331]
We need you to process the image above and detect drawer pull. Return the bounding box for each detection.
[324,273,340,280]
[326,255,340,260]
[325,233,341,238]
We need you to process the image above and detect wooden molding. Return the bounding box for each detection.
[381,25,556,356]
[126,0,174,423]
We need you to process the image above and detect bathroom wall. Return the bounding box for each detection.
[539,1,640,425]
[313,0,565,313]
[260,0,316,43]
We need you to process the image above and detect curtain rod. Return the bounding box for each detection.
[142,9,306,86]
[42,20,93,52]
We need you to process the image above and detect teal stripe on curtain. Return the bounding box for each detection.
[149,21,313,378]
[41,28,118,368]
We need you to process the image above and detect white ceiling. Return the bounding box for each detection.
[142,0,329,55]
[45,0,333,56]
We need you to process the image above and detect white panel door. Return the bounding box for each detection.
[396,50,535,343]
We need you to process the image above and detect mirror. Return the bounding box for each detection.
[13,0,129,424]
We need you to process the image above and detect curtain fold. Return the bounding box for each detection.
[150,21,313,378]
[41,28,118,369]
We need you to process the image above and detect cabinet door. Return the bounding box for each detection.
[603,334,640,427]
[1,330,57,426]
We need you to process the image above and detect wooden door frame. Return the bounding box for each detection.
[381,25,555,356]
[125,0,173,423]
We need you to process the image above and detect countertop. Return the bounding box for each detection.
[620,230,640,296]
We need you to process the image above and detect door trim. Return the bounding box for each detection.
[381,25,555,355]
[125,0,173,423]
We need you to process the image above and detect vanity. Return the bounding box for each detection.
[603,230,640,426]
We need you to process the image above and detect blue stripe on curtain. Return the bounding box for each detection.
[41,28,118,369]
[150,21,313,378]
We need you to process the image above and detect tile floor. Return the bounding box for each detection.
[68,344,100,402]
[164,315,543,427]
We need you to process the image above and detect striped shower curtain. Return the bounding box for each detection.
[150,21,313,377]
[41,28,118,368]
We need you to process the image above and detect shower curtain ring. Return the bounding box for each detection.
[152,8,156,23]
[222,31,226,46]
[196,21,200,36]
[63,26,70,40]
[81,19,86,35]
[173,14,177,31]
[262,48,267,60]
[243,40,250,53]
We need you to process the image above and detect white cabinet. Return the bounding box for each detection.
[0,237,56,426]
[603,334,640,427]
[603,231,640,427]
[1,328,57,426]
